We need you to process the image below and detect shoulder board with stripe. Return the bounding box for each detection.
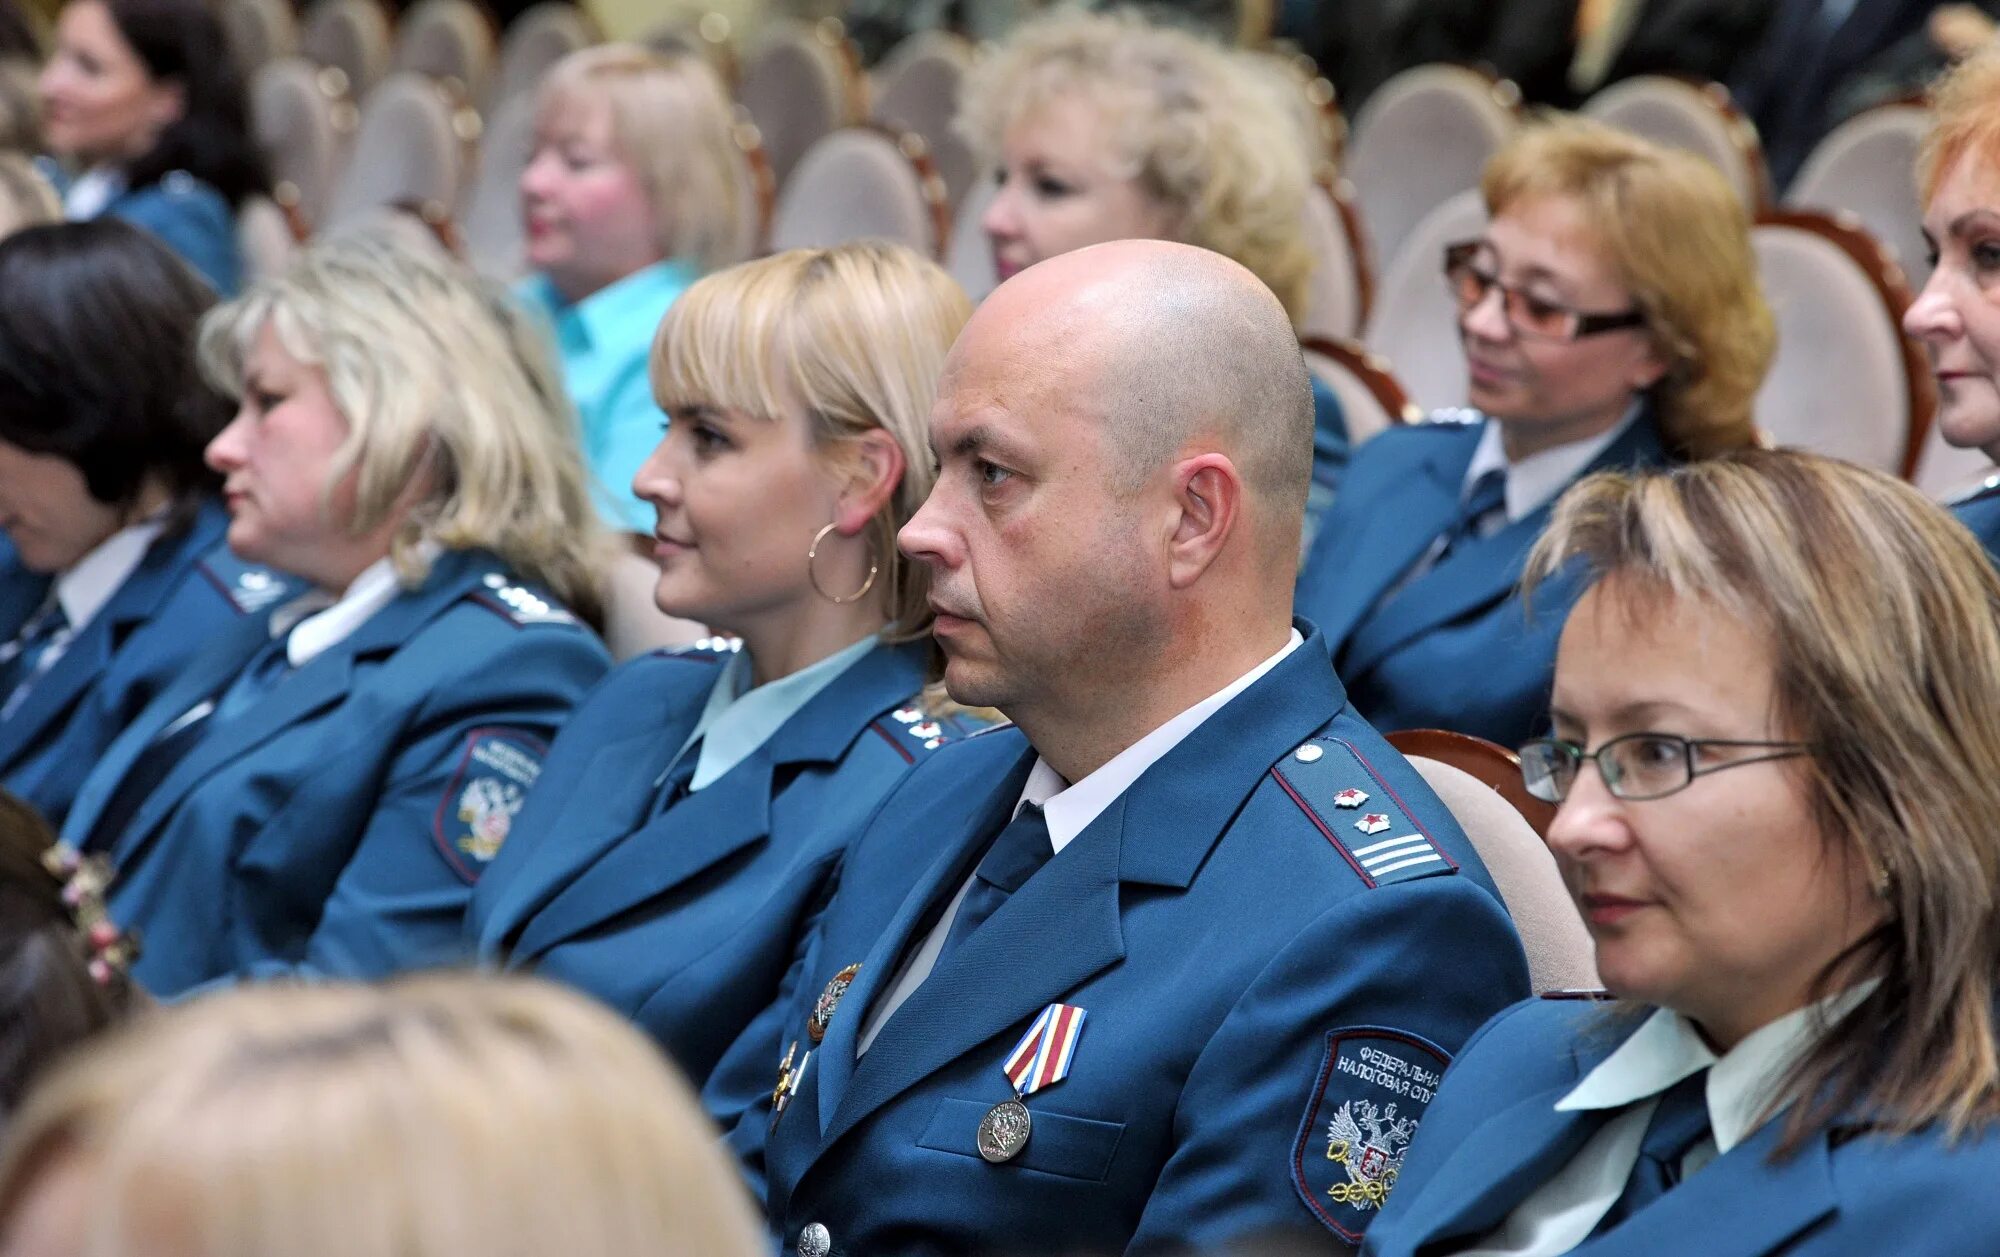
[1271,735,1458,888]
[197,548,296,615]
[1951,472,2000,507]
[661,635,741,659]
[468,573,579,627]
[1423,406,1485,427]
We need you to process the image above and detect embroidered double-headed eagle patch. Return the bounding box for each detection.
[1292,1027,1449,1242]
[432,728,547,880]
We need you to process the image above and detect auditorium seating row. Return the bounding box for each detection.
[213,2,1979,504]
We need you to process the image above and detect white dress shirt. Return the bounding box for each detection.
[856,628,1304,1055]
[1459,985,1875,1256]
[1460,402,1640,533]
[280,546,448,666]
[19,518,168,684]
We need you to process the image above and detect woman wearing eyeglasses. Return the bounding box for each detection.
[1295,116,1772,747]
[1360,449,2000,1256]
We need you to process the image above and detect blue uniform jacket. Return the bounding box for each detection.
[1952,476,2000,568]
[61,547,611,996]
[1308,374,1352,540]
[1362,996,2000,1256]
[709,625,1531,1256]
[0,534,48,641]
[0,500,301,828]
[469,636,975,1086]
[106,172,242,297]
[1295,410,1671,748]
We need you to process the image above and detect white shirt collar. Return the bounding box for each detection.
[283,553,408,667]
[1556,983,1876,1155]
[63,166,124,219]
[681,633,880,791]
[1462,402,1640,524]
[54,518,165,631]
[1015,629,1304,855]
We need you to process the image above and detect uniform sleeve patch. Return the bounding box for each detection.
[1291,1028,1449,1243]
[1272,737,1458,888]
[432,728,548,881]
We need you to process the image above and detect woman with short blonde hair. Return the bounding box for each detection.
[518,43,747,533]
[1298,114,1773,748]
[0,975,765,1257]
[1362,449,2000,1255]
[56,229,611,997]
[468,242,987,1085]
[952,9,1356,528]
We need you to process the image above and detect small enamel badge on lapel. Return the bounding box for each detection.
[979,1003,1087,1164]
[809,963,861,1044]
[770,1040,811,1131]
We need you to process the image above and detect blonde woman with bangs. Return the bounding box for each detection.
[1297,114,1772,748]
[1905,47,2000,566]
[0,975,765,1257]
[55,229,611,998]
[517,43,747,534]
[956,8,1355,534]
[1364,449,2000,1256]
[469,241,987,1087]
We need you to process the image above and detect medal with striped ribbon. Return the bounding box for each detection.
[978,1002,1087,1163]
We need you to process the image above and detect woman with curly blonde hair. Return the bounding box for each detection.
[0,975,764,1257]
[55,228,611,997]
[956,8,1353,530]
[1297,114,1773,748]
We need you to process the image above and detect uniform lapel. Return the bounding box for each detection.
[1574,1118,1835,1257]
[816,630,1346,1154]
[1309,432,1474,650]
[813,747,1036,1134]
[0,511,224,770]
[107,551,486,866]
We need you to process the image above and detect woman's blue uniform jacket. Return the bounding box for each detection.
[1295,407,1670,748]
[60,547,611,996]
[468,637,976,1086]
[1362,995,2000,1255]
[0,534,49,639]
[0,500,302,829]
[39,161,242,296]
[1952,475,2000,568]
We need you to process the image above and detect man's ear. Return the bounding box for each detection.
[830,429,908,535]
[1165,452,1241,591]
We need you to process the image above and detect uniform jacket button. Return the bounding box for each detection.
[798,1222,831,1257]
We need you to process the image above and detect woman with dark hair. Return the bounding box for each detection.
[0,219,298,829]
[36,0,269,294]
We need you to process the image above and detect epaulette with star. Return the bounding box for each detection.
[1270,736,1458,888]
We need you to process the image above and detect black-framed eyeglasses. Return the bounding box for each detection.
[1443,240,1648,343]
[1517,733,1814,803]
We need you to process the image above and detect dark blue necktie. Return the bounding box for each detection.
[213,634,297,723]
[1435,468,1509,566]
[0,599,69,717]
[650,741,702,815]
[939,803,1052,960]
[1589,1069,1713,1238]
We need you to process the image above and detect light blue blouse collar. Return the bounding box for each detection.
[520,257,700,351]
[682,633,882,791]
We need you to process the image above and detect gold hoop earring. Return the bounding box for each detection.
[808,521,878,605]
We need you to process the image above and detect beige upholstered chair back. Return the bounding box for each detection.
[1362,187,1484,413]
[222,0,299,78]
[1787,102,1931,287]
[251,57,358,231]
[1346,64,1516,276]
[1407,755,1599,993]
[946,173,998,303]
[768,126,946,258]
[486,1,598,114]
[1301,338,1418,450]
[1752,218,1914,475]
[737,19,857,189]
[459,90,535,281]
[1583,75,1767,212]
[1298,180,1369,342]
[323,71,476,232]
[301,0,394,102]
[870,30,975,212]
[393,0,497,101]
[238,193,299,281]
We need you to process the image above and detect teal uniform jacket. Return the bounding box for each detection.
[1361,995,2000,1255]
[106,172,242,296]
[1952,476,2000,568]
[0,500,302,829]
[61,547,610,996]
[1307,374,1352,540]
[1295,408,1671,749]
[469,636,982,1087]
[707,624,1531,1256]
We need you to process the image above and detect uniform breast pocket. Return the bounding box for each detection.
[917,1098,1125,1182]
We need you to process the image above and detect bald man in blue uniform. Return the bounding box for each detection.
[705,242,1531,1256]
